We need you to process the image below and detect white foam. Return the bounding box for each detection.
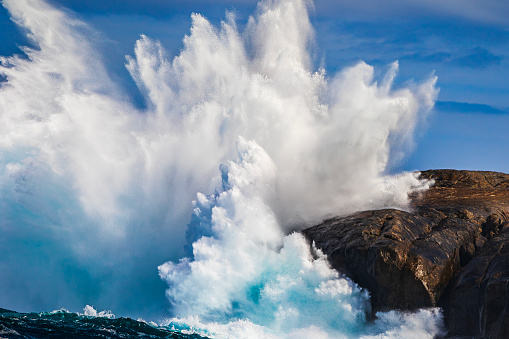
[158,135,443,337]
[82,305,115,319]
[0,0,441,334]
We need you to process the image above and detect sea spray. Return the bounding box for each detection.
[0,0,441,335]
[158,137,442,338]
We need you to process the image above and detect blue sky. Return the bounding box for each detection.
[1,0,508,172]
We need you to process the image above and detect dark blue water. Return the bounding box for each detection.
[0,308,206,339]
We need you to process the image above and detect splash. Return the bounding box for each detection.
[81,305,115,319]
[0,0,440,336]
[158,137,442,338]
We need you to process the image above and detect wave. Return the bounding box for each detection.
[0,306,204,338]
[0,0,441,337]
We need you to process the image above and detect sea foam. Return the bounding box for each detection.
[0,0,440,336]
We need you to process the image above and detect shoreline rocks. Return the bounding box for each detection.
[302,169,509,338]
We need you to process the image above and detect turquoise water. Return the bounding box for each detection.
[0,0,444,337]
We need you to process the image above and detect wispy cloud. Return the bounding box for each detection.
[450,47,504,68]
[403,48,504,69]
[314,0,509,27]
[48,0,509,27]
[435,101,507,115]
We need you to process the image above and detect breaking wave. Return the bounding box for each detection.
[0,0,441,337]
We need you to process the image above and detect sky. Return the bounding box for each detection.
[1,0,508,173]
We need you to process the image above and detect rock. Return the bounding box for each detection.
[302,169,509,338]
[444,228,509,338]
[418,169,509,189]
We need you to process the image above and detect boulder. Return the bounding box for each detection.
[302,169,509,338]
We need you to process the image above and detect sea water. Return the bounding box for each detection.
[0,0,443,338]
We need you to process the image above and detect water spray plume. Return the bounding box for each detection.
[0,0,441,336]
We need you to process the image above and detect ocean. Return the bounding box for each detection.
[0,308,204,338]
[0,0,443,337]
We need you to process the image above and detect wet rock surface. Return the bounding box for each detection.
[302,169,509,338]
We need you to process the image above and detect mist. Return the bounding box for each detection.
[0,0,441,336]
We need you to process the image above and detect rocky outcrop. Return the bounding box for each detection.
[444,228,509,338]
[303,169,509,338]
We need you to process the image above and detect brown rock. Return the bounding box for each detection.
[444,228,509,338]
[302,169,509,337]
[418,169,509,189]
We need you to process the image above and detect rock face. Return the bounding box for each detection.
[302,169,509,338]
[445,228,509,338]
